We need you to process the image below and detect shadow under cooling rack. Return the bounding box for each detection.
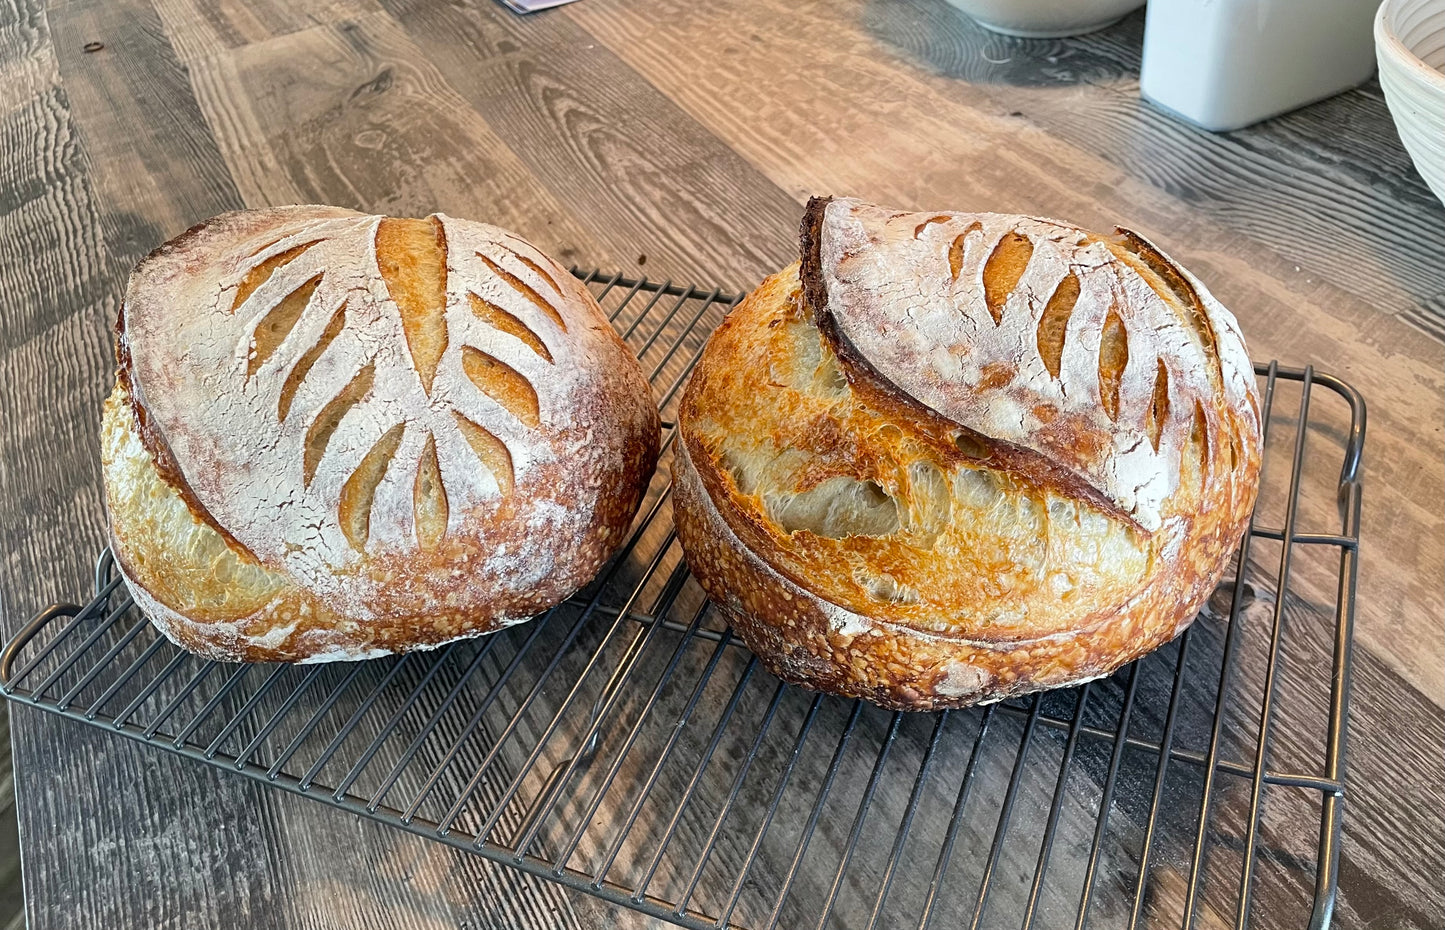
[1,270,1364,930]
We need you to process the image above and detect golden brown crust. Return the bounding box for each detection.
[105,207,659,663]
[674,202,1260,710]
[674,437,1212,712]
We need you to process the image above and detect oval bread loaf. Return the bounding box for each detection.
[673,197,1261,711]
[103,206,660,663]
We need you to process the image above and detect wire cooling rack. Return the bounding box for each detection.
[2,270,1364,930]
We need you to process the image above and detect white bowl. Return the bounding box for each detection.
[944,0,1146,38]
[1376,0,1445,209]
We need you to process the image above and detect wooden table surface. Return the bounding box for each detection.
[2,0,1442,927]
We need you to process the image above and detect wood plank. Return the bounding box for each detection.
[148,0,382,64]
[0,4,301,929]
[167,8,600,262]
[0,1,292,927]
[0,0,112,636]
[0,706,19,929]
[46,0,242,246]
[378,0,802,286]
[0,9,109,356]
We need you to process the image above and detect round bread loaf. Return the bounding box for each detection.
[674,197,1261,711]
[103,206,659,663]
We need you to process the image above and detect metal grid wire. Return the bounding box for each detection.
[2,270,1364,930]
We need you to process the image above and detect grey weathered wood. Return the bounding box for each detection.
[1,1,1442,929]
[376,0,801,284]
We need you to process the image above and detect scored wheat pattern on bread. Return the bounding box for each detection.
[118,207,649,587]
[673,197,1262,709]
[108,206,660,660]
[224,213,571,556]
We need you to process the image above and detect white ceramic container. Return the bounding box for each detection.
[1376,0,1445,208]
[944,0,1147,38]
[1140,0,1380,131]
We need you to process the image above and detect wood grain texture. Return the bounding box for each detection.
[168,8,600,260]
[1,2,291,927]
[45,0,242,251]
[1,0,1441,929]
[0,0,113,643]
[376,0,801,285]
[0,2,302,928]
[148,0,383,64]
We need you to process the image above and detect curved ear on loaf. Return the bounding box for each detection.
[798,196,1259,533]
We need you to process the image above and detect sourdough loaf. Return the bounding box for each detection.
[103,206,659,662]
[673,197,1260,711]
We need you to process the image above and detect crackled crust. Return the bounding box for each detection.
[105,207,660,662]
[674,200,1260,710]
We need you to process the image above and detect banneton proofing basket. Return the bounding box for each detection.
[2,269,1364,930]
[1376,0,1445,209]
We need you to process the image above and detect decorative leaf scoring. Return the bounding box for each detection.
[1115,232,1222,390]
[305,363,374,487]
[462,347,540,428]
[509,248,563,295]
[812,200,1259,532]
[912,215,952,238]
[1146,360,1170,452]
[977,227,1186,461]
[467,293,552,362]
[961,222,1187,447]
[412,434,448,551]
[453,411,513,496]
[982,232,1034,325]
[1188,400,1210,488]
[948,222,983,281]
[229,214,570,554]
[248,274,321,376]
[477,252,568,332]
[246,235,290,259]
[338,421,406,550]
[1098,309,1128,421]
[279,302,346,421]
[232,241,321,311]
[1036,272,1079,379]
[377,217,450,394]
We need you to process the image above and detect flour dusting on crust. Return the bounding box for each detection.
[810,198,1260,531]
[109,206,660,661]
[674,202,1262,711]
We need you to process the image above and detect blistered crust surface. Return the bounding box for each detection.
[675,437,1187,711]
[109,206,660,662]
[675,244,1260,710]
